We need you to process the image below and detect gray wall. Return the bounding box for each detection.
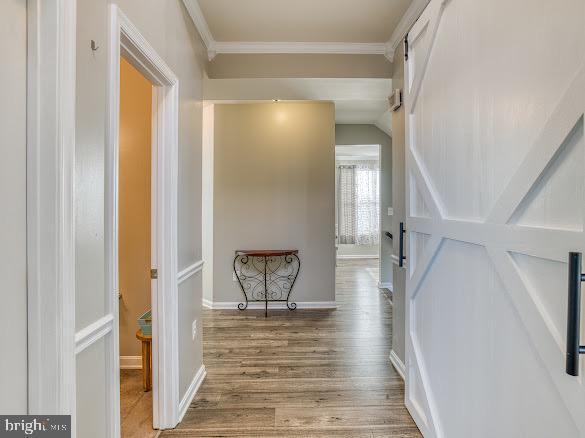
[335,125,393,285]
[0,0,27,414]
[213,103,336,304]
[75,1,206,436]
[391,43,406,364]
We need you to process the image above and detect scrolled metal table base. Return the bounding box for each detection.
[233,250,300,317]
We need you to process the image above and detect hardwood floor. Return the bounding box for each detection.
[162,259,421,437]
[121,369,158,438]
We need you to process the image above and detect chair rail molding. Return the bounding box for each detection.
[27,0,77,421]
[75,314,115,355]
[178,260,204,284]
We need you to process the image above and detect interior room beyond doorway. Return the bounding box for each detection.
[118,57,156,438]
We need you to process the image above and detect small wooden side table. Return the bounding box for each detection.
[136,329,152,392]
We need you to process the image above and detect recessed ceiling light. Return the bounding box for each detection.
[273,99,280,102]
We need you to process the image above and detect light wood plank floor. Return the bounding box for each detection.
[121,370,158,438]
[162,259,421,437]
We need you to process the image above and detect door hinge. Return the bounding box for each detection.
[151,268,158,279]
[404,34,409,61]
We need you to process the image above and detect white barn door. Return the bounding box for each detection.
[403,0,585,436]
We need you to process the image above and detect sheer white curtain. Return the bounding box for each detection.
[337,162,380,245]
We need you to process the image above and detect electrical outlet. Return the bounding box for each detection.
[387,207,394,216]
[192,320,197,340]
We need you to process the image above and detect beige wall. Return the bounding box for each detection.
[213,103,336,304]
[207,54,392,79]
[119,58,152,357]
[337,244,379,258]
[75,1,206,436]
[335,124,393,285]
[391,42,406,364]
[0,0,27,413]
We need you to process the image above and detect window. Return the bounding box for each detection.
[337,162,380,245]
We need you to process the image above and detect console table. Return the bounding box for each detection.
[233,250,300,317]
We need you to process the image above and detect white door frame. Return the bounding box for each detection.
[27,0,77,422]
[106,5,180,432]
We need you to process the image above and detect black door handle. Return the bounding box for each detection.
[399,222,406,268]
[567,252,585,376]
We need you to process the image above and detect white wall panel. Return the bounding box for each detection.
[403,0,585,436]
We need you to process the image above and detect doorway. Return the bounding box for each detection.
[106,6,181,435]
[335,144,382,282]
[117,57,155,438]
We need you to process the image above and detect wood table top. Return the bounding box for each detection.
[235,249,298,257]
[136,329,152,341]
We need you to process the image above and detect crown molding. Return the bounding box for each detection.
[384,0,430,62]
[182,0,428,62]
[181,0,216,59]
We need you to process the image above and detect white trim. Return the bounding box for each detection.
[182,0,429,62]
[181,0,392,61]
[390,254,405,267]
[75,314,115,355]
[202,104,215,306]
[389,350,406,380]
[378,282,393,291]
[384,0,430,61]
[212,41,387,58]
[26,0,77,422]
[202,298,214,309]
[107,5,180,432]
[105,8,121,438]
[120,356,143,370]
[181,0,215,57]
[336,254,380,260]
[178,260,204,284]
[178,365,207,423]
[205,301,337,310]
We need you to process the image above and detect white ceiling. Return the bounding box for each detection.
[184,0,419,134]
[197,0,411,43]
[182,0,429,61]
[336,145,380,161]
[335,100,388,124]
[203,77,393,134]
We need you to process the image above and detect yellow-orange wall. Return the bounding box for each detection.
[119,58,152,357]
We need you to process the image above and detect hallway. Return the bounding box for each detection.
[162,259,420,437]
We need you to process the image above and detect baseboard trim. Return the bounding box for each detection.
[205,301,337,310]
[202,298,213,309]
[336,255,379,260]
[389,349,405,380]
[378,281,393,291]
[178,365,206,422]
[120,356,142,370]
